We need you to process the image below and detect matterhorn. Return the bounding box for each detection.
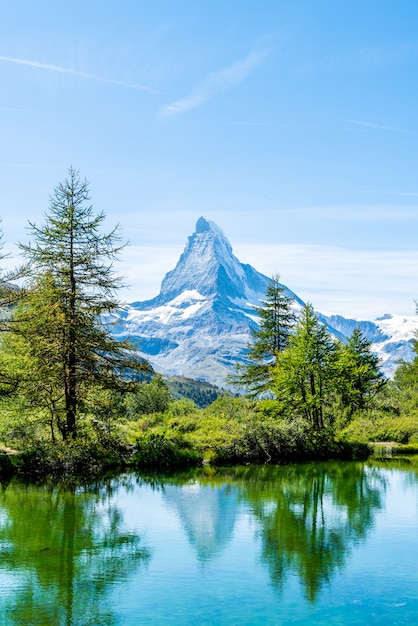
[113,217,416,387]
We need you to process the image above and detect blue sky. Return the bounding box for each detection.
[0,0,417,319]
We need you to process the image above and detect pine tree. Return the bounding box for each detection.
[393,302,418,405]
[272,303,340,431]
[230,274,295,396]
[13,167,151,440]
[339,327,385,414]
[0,222,24,396]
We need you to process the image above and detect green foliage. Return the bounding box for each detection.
[342,412,418,444]
[338,327,385,415]
[5,168,151,442]
[272,303,341,430]
[338,376,418,444]
[392,334,418,418]
[168,398,198,416]
[0,223,23,397]
[269,307,388,438]
[394,443,418,454]
[124,377,171,417]
[8,438,130,477]
[129,395,367,467]
[132,433,198,468]
[230,274,295,396]
[0,385,56,446]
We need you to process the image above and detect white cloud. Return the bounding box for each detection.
[160,49,268,117]
[104,240,418,320]
[117,244,183,301]
[346,119,411,134]
[0,55,157,92]
[233,243,418,319]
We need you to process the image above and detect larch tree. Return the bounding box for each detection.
[393,301,418,409]
[0,221,24,397]
[231,274,295,396]
[272,303,341,431]
[339,327,385,415]
[13,167,150,441]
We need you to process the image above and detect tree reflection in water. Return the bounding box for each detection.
[142,461,385,603]
[0,477,150,625]
[0,461,388,623]
[225,462,385,602]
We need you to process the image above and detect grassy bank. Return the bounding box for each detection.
[128,397,370,469]
[3,389,418,479]
[0,396,370,478]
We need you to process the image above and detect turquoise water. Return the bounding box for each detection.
[1,459,418,625]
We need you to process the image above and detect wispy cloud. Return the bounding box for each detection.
[160,49,268,117]
[0,55,157,93]
[234,243,418,318]
[346,119,411,134]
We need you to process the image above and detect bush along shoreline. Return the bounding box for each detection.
[2,384,418,479]
[4,403,418,479]
[0,398,372,479]
[0,439,370,480]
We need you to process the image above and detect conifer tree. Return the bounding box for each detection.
[13,167,150,440]
[272,303,340,431]
[393,302,418,403]
[0,222,24,396]
[339,327,385,414]
[231,274,295,396]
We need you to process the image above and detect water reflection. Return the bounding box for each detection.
[162,483,239,563]
[0,478,150,625]
[233,463,385,601]
[373,455,418,489]
[0,460,412,624]
[141,461,386,602]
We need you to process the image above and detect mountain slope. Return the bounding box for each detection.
[114,217,417,386]
[319,311,416,375]
[115,217,300,387]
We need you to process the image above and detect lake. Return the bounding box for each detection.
[1,458,418,625]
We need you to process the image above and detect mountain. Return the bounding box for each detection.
[113,217,417,387]
[318,312,417,374]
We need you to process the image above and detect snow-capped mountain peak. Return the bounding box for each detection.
[155,216,266,305]
[115,218,417,386]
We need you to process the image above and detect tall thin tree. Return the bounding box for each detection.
[230,274,295,396]
[16,167,150,440]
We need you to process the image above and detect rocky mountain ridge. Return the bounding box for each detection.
[113,217,417,387]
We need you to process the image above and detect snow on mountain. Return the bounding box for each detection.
[318,312,417,377]
[371,314,417,374]
[115,217,417,386]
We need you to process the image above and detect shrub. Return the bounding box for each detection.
[133,433,198,468]
[168,398,198,416]
[0,451,14,476]
[11,438,130,477]
[342,413,418,444]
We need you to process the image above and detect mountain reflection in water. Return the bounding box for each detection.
[162,482,239,564]
[143,462,385,602]
[1,459,418,625]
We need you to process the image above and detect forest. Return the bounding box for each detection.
[0,169,417,476]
